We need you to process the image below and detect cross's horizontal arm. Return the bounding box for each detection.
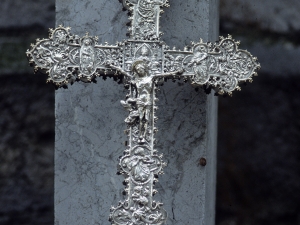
[163,36,260,95]
[26,26,123,87]
[26,25,260,96]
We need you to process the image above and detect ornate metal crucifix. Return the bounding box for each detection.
[27,0,260,224]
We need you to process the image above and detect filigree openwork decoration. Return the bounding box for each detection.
[123,0,170,40]
[164,36,260,95]
[26,0,260,224]
[110,145,167,225]
[26,26,123,86]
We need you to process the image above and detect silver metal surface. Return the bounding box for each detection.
[26,0,260,224]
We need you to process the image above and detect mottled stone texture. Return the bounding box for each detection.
[55,0,218,224]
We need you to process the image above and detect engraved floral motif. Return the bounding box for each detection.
[164,36,260,95]
[110,144,166,225]
[124,0,170,40]
[164,53,184,72]
[120,146,163,183]
[26,26,122,86]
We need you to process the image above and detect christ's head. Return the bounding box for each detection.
[132,60,148,77]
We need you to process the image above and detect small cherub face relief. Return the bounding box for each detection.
[54,30,67,44]
[83,38,92,45]
[222,40,235,52]
[141,46,149,56]
[135,147,146,156]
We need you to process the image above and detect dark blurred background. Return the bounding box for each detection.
[0,0,299,224]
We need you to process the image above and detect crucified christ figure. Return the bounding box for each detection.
[131,60,153,140]
[111,60,183,142]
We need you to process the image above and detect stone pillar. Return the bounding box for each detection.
[55,0,218,224]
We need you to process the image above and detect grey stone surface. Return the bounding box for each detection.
[55,81,127,224]
[55,0,218,224]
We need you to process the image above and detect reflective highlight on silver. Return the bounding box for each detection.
[26,0,260,224]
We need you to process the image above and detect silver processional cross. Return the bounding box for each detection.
[26,0,260,224]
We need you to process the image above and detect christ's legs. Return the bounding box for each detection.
[138,107,145,140]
